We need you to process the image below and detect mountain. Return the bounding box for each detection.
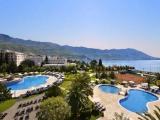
[0,34,159,60]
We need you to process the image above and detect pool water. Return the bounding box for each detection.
[99,85,120,94]
[119,89,159,113]
[7,75,48,90]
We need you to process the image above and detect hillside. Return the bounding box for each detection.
[0,34,159,60]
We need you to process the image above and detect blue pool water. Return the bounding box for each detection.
[99,85,120,94]
[119,89,159,113]
[7,75,48,90]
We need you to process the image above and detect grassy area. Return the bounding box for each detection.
[60,73,76,90]
[90,75,97,81]
[90,115,97,120]
[90,115,101,120]
[60,81,72,90]
[0,99,16,112]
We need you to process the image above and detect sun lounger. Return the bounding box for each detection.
[14,118,18,120]
[124,84,128,88]
[14,112,18,118]
[0,113,7,119]
[25,114,29,120]
[34,100,37,104]
[18,104,22,108]
[99,106,106,111]
[35,105,40,110]
[119,91,126,96]
[19,116,23,120]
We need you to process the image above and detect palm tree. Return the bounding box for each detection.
[67,85,89,118]
[0,83,11,101]
[67,73,93,119]
[113,113,130,120]
[146,76,156,90]
[156,80,160,90]
[138,106,160,120]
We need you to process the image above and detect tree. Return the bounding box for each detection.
[0,63,8,75]
[156,80,160,90]
[146,76,155,90]
[100,72,108,79]
[109,71,116,79]
[18,59,35,72]
[45,85,62,97]
[7,61,17,73]
[0,52,4,66]
[5,52,9,64]
[67,73,93,119]
[44,56,49,64]
[98,59,103,66]
[94,59,105,79]
[113,113,130,120]
[156,73,160,80]
[37,97,71,120]
[20,59,35,67]
[66,65,77,73]
[90,60,97,70]
[138,106,160,120]
[0,83,12,101]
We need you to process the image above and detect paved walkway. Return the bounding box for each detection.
[3,94,44,120]
[92,85,160,120]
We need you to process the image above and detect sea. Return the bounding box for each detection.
[103,60,160,73]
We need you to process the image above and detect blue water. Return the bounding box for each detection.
[99,85,120,94]
[7,75,48,90]
[103,60,160,73]
[119,89,159,113]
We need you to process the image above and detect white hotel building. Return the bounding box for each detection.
[0,50,26,66]
[0,50,67,66]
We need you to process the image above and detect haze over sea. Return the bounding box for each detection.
[103,60,160,73]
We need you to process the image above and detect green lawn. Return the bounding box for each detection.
[90,115,101,120]
[0,99,16,112]
[60,81,72,90]
[60,73,76,90]
[90,115,97,120]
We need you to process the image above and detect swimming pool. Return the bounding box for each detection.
[7,75,49,90]
[99,85,120,94]
[119,89,159,113]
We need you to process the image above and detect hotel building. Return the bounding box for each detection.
[0,50,26,66]
[0,50,67,66]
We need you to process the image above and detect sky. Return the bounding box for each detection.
[0,0,160,57]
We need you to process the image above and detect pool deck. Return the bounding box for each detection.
[10,75,57,97]
[92,85,160,120]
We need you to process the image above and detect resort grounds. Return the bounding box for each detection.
[0,59,160,120]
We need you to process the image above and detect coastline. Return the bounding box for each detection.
[103,60,160,73]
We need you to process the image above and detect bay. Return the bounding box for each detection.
[103,60,160,73]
